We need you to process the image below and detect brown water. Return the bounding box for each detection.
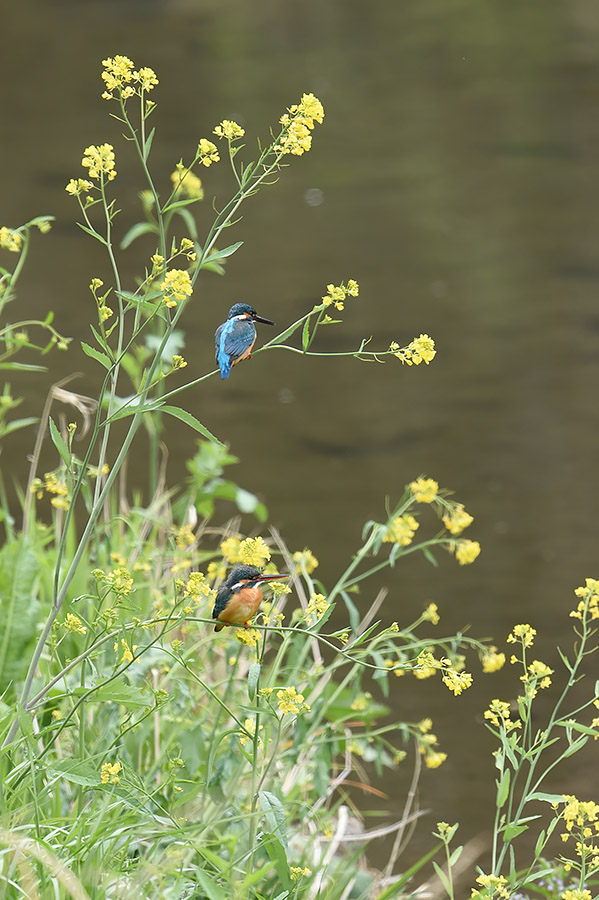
[3,0,599,877]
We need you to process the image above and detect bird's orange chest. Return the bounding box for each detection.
[217,584,263,626]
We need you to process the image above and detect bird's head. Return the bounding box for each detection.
[226,565,287,589]
[228,302,274,326]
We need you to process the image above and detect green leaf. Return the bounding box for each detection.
[448,844,463,866]
[81,341,112,370]
[431,861,451,895]
[422,547,438,567]
[48,758,99,786]
[48,416,71,467]
[248,663,260,701]
[557,720,599,736]
[89,323,111,354]
[260,833,291,890]
[0,362,46,372]
[562,735,588,757]
[376,843,442,898]
[503,822,529,841]
[341,591,361,635]
[143,126,156,161]
[497,768,510,809]
[258,791,288,850]
[94,680,149,707]
[76,222,108,244]
[0,539,41,692]
[105,398,165,423]
[120,221,158,250]
[162,197,201,213]
[161,405,224,446]
[173,207,198,239]
[301,317,311,351]
[202,241,243,264]
[193,870,228,900]
[1,416,38,436]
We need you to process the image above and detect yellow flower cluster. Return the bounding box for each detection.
[289,866,312,881]
[161,269,193,308]
[409,477,438,503]
[170,164,204,200]
[213,120,245,140]
[320,279,359,311]
[81,144,117,181]
[483,699,521,732]
[557,795,599,873]
[238,536,271,567]
[239,717,263,747]
[454,540,481,566]
[418,729,447,768]
[64,613,87,635]
[442,503,474,535]
[183,572,215,604]
[382,514,419,546]
[389,334,436,366]
[507,623,536,648]
[276,92,324,156]
[220,536,242,562]
[114,638,137,664]
[100,761,122,784]
[471,872,510,899]
[65,178,95,197]
[304,592,328,626]
[197,138,220,167]
[171,355,187,371]
[101,55,158,100]
[441,666,473,696]
[571,577,599,620]
[0,226,23,253]
[235,628,261,647]
[522,659,553,690]
[293,548,319,574]
[422,603,440,625]
[350,692,371,712]
[561,890,592,900]
[481,647,506,673]
[31,471,71,509]
[276,686,310,716]
[103,566,134,596]
[413,650,439,680]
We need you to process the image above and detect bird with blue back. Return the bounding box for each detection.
[212,565,288,631]
[215,302,275,379]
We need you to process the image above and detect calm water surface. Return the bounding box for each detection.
[3,0,599,875]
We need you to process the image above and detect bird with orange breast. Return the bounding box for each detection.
[212,565,288,631]
[214,303,275,379]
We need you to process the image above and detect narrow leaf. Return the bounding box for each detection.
[203,241,243,263]
[247,663,260,701]
[76,222,108,244]
[48,758,99,786]
[497,769,510,809]
[81,341,112,370]
[258,791,288,849]
[48,416,71,467]
[260,833,290,890]
[431,861,451,895]
[503,822,528,841]
[143,126,156,161]
[161,405,224,446]
[120,222,158,250]
[301,318,311,351]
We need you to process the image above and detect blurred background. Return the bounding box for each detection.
[3,0,599,871]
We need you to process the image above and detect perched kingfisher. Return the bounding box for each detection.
[212,565,288,631]
[215,302,275,379]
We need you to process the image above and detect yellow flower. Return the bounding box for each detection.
[135,66,159,92]
[65,178,94,197]
[454,540,481,566]
[481,647,506,673]
[197,138,220,166]
[207,560,226,582]
[183,572,215,603]
[213,120,245,140]
[422,603,440,624]
[484,698,521,732]
[525,659,553,689]
[346,279,359,296]
[418,717,433,733]
[64,613,87,634]
[239,717,262,747]
[561,891,592,900]
[392,334,436,366]
[319,280,358,311]
[161,269,193,308]
[571,577,599,620]
[506,623,536,648]
[238,536,271,567]
[293,548,319,574]
[171,354,187,370]
[81,144,117,181]
[170,163,204,200]
[289,866,311,881]
[472,873,510,899]
[0,226,23,253]
[235,628,261,647]
[114,638,137,664]
[304,592,328,626]
[100,760,122,784]
[442,503,474,535]
[220,536,242,562]
[441,667,473,696]
[350,692,371,712]
[424,750,447,769]
[104,566,134,596]
[101,55,135,96]
[276,686,310,715]
[409,477,438,503]
[382,514,419,546]
[276,92,324,156]
[50,496,70,511]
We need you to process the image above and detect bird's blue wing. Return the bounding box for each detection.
[212,583,231,619]
[215,319,256,379]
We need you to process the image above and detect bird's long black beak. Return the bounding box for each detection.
[255,573,288,583]
[252,313,275,326]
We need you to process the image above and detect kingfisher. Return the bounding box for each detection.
[215,302,275,379]
[212,565,288,631]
